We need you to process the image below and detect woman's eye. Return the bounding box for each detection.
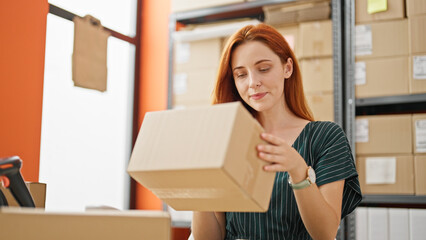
[259,68,270,72]
[235,73,246,78]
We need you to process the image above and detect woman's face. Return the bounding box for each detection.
[231,41,293,113]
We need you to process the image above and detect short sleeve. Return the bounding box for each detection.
[310,121,362,219]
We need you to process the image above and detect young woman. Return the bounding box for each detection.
[191,23,362,240]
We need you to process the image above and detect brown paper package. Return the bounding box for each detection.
[72,15,110,92]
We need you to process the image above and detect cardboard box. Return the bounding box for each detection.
[355,0,406,23]
[355,207,368,240]
[0,208,171,240]
[299,20,332,59]
[389,208,410,240]
[305,92,334,122]
[368,208,389,239]
[414,155,426,195]
[127,102,276,212]
[173,69,216,107]
[409,209,426,239]
[409,54,426,94]
[174,38,222,72]
[171,0,244,12]
[264,0,330,26]
[355,114,412,155]
[355,19,409,60]
[409,15,426,54]
[300,57,333,94]
[0,182,46,208]
[406,0,426,17]
[413,114,426,154]
[357,155,415,194]
[275,24,299,54]
[355,57,410,98]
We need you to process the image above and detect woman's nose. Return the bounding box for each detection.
[249,74,261,88]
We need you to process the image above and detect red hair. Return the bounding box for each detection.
[212,23,314,121]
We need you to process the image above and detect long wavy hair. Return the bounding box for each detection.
[212,23,314,121]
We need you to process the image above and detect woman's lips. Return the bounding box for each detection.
[250,92,267,100]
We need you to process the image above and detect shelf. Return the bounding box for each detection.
[360,195,426,208]
[172,0,298,24]
[356,93,426,107]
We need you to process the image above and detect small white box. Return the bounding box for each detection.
[409,209,426,240]
[389,208,409,240]
[368,208,388,240]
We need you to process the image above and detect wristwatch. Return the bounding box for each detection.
[288,166,316,190]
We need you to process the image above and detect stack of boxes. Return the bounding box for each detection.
[355,114,415,195]
[356,207,426,240]
[266,0,334,121]
[173,38,222,108]
[407,0,426,93]
[355,0,426,197]
[298,20,334,121]
[355,0,409,98]
[172,0,334,121]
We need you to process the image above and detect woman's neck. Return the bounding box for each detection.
[257,101,300,133]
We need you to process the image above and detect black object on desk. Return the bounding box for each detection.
[0,156,35,207]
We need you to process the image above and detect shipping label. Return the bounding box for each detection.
[173,73,188,95]
[175,42,191,64]
[413,56,426,80]
[416,119,426,152]
[355,61,367,85]
[366,157,396,184]
[355,25,373,56]
[356,119,369,143]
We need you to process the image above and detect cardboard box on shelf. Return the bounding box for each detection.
[355,19,409,60]
[173,69,216,107]
[174,38,222,72]
[171,0,244,12]
[355,114,412,155]
[300,57,333,94]
[368,208,389,239]
[275,24,299,54]
[0,208,171,240]
[412,114,426,154]
[305,92,334,122]
[0,182,46,208]
[389,208,410,239]
[414,155,426,195]
[298,20,332,59]
[406,0,426,17]
[263,0,330,26]
[355,0,406,24]
[409,15,426,55]
[409,53,426,94]
[357,154,415,195]
[127,102,276,212]
[355,56,409,98]
[409,209,426,239]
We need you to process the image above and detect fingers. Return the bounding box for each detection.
[263,163,285,172]
[260,133,282,146]
[257,144,282,155]
[258,151,281,163]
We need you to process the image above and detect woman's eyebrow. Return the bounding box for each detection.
[233,59,272,71]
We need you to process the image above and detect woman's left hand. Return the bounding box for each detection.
[257,133,307,173]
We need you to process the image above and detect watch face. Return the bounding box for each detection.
[308,167,316,183]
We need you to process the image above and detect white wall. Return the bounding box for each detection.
[40,0,136,211]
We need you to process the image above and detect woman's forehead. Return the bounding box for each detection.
[231,41,279,67]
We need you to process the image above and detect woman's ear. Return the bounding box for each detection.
[283,58,293,79]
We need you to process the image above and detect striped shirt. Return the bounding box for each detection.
[225,121,362,240]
